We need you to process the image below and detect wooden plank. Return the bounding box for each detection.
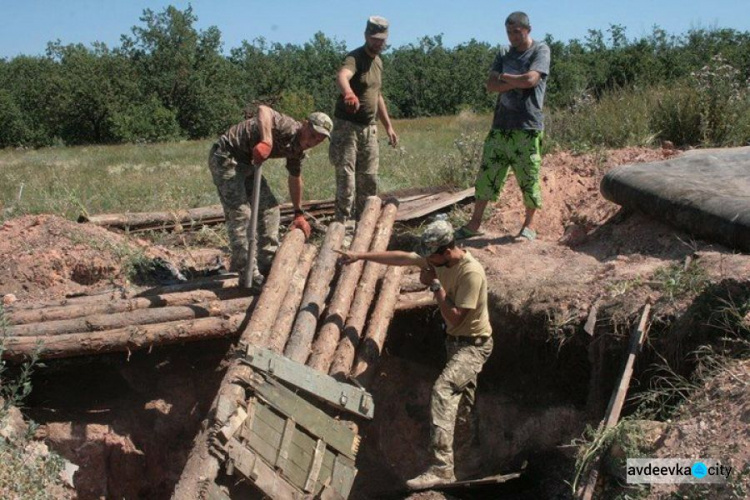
[304,439,327,492]
[579,304,651,500]
[217,406,247,443]
[276,418,297,469]
[248,376,359,459]
[225,439,305,500]
[322,454,357,500]
[243,346,375,419]
[395,188,475,221]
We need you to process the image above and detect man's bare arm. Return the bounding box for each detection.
[256,105,274,145]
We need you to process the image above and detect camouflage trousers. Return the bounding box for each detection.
[329,118,379,223]
[208,144,280,284]
[429,335,493,476]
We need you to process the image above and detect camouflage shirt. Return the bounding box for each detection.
[218,108,306,176]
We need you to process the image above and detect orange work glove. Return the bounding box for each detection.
[251,140,272,166]
[343,91,360,113]
[290,212,311,239]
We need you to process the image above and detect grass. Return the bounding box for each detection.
[1,306,68,499]
[0,112,488,223]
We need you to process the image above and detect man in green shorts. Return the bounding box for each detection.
[456,11,550,242]
[338,220,493,489]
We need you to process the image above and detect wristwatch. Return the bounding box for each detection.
[429,280,442,293]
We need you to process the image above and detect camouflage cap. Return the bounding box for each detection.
[418,220,454,257]
[365,16,389,39]
[307,112,333,138]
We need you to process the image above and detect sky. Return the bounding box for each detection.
[2,0,750,59]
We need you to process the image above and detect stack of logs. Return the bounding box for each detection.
[1,196,432,363]
[173,196,426,497]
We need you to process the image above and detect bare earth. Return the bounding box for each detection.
[2,146,749,498]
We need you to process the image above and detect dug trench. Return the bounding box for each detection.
[20,291,670,500]
[9,146,750,498]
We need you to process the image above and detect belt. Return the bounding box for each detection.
[446,335,490,346]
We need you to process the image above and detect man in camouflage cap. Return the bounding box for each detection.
[330,15,399,230]
[338,220,493,489]
[209,105,333,289]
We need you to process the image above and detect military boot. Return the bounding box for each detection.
[405,468,456,490]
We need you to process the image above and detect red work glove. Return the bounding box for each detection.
[343,91,360,113]
[251,140,272,166]
[290,213,311,239]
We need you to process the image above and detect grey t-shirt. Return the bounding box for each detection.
[490,40,550,131]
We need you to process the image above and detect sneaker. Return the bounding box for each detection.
[405,470,456,490]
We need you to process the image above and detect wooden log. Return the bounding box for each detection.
[8,274,239,312]
[241,229,307,348]
[173,230,308,497]
[395,290,436,311]
[2,312,249,362]
[137,275,240,297]
[5,288,250,325]
[81,199,336,230]
[266,244,318,353]
[304,198,383,370]
[283,223,346,363]
[351,265,404,386]
[399,271,428,293]
[6,297,256,337]
[578,304,651,500]
[324,201,399,377]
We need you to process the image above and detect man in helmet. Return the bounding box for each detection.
[209,105,333,289]
[337,220,493,489]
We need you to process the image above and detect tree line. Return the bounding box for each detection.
[1,5,749,148]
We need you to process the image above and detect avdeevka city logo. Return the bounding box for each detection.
[691,461,708,479]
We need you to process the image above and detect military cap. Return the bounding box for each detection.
[418,220,454,257]
[307,112,333,138]
[365,16,389,39]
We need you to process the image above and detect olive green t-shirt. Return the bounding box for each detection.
[334,46,382,125]
[435,251,492,338]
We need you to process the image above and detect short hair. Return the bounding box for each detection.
[505,11,530,29]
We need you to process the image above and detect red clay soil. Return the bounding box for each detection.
[0,215,221,302]
[3,146,750,499]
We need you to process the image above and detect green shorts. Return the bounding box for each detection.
[474,129,543,208]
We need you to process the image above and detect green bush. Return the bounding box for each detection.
[110,96,183,143]
[277,89,315,120]
[650,83,702,146]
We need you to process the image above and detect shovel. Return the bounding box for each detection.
[243,162,263,290]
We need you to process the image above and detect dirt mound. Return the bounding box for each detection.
[647,359,750,498]
[0,215,220,302]
[485,146,679,241]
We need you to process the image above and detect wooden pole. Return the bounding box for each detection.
[2,312,249,362]
[578,304,651,500]
[304,197,382,370]
[351,265,404,386]
[395,290,437,311]
[266,244,318,353]
[5,297,256,337]
[241,229,307,348]
[173,228,308,498]
[283,222,346,363]
[324,201,399,377]
[5,288,250,325]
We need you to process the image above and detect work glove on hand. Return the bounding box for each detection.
[252,141,272,166]
[343,91,360,113]
[290,213,312,239]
